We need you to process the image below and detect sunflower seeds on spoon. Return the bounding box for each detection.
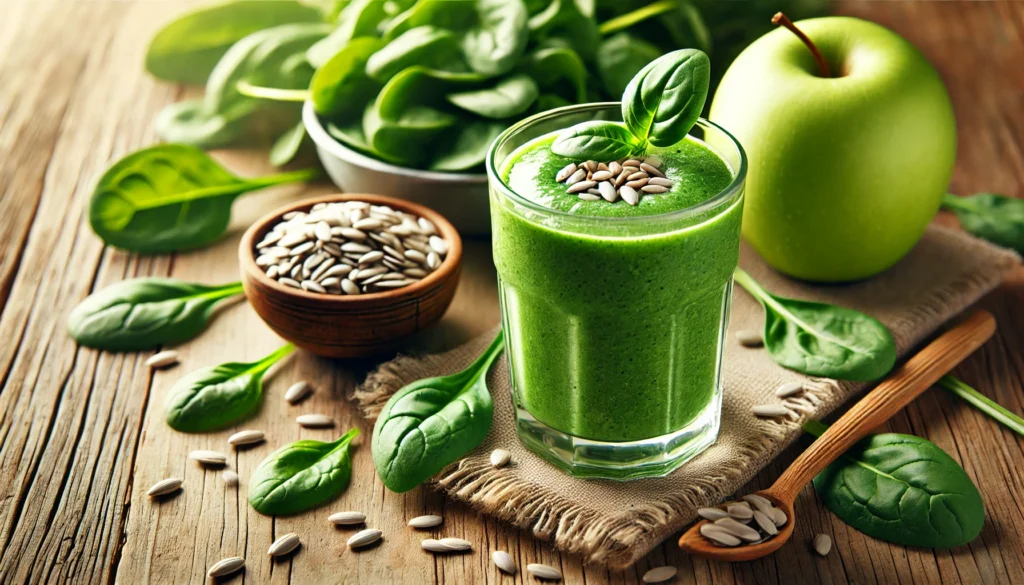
[408,515,443,529]
[207,557,244,578]
[526,563,563,581]
[727,502,754,521]
[145,350,178,369]
[700,524,741,547]
[492,550,517,574]
[697,507,731,521]
[714,517,762,542]
[753,510,779,536]
[329,511,366,526]
[347,529,382,548]
[268,533,301,557]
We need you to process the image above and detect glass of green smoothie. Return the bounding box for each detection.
[486,102,747,480]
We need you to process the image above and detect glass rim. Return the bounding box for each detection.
[485,102,748,227]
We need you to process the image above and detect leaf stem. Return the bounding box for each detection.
[598,0,678,36]
[332,427,361,448]
[122,168,319,212]
[244,167,321,190]
[255,343,296,373]
[236,80,312,103]
[939,375,1024,437]
[772,12,832,78]
[940,193,976,213]
[201,281,245,300]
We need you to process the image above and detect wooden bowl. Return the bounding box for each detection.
[239,194,463,358]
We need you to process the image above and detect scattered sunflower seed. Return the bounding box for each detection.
[147,477,182,498]
[285,381,313,404]
[296,414,334,428]
[207,557,244,578]
[145,350,179,369]
[347,528,382,549]
[223,470,239,487]
[189,450,227,466]
[492,550,517,575]
[268,533,301,557]
[329,511,366,526]
[813,533,832,556]
[408,515,443,529]
[775,382,805,398]
[642,566,678,584]
[421,537,472,552]
[227,429,265,447]
[752,404,792,418]
[526,563,563,581]
[490,448,511,468]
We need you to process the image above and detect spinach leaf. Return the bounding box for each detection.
[154,99,258,149]
[428,120,506,172]
[67,278,243,351]
[365,26,460,82]
[461,0,529,76]
[372,330,504,493]
[942,193,1024,255]
[446,74,538,119]
[89,145,317,254]
[327,120,376,156]
[307,0,390,68]
[269,120,308,167]
[363,104,457,166]
[249,429,360,515]
[734,268,896,381]
[522,47,586,103]
[807,421,985,548]
[310,37,384,119]
[622,48,710,147]
[596,33,662,98]
[145,0,323,84]
[165,344,294,433]
[551,121,640,161]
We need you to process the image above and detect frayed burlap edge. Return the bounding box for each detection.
[350,225,1020,569]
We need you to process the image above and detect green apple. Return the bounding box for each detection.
[710,17,956,282]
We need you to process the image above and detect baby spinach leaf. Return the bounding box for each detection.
[551,121,641,161]
[446,74,538,119]
[307,0,389,68]
[249,429,359,515]
[622,48,710,147]
[327,120,376,155]
[154,99,258,149]
[363,104,457,166]
[807,422,985,548]
[372,330,504,493]
[269,120,308,167]
[165,344,294,433]
[67,278,243,351]
[522,47,586,103]
[145,0,323,84]
[942,193,1024,255]
[461,0,529,76]
[89,145,318,254]
[311,37,384,119]
[535,15,599,62]
[428,120,506,172]
[596,33,662,98]
[734,268,896,381]
[365,26,460,82]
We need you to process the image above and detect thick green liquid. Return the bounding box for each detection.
[492,133,741,442]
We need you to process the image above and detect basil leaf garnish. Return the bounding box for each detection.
[550,121,640,161]
[621,48,710,147]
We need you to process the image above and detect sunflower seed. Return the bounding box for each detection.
[354,266,387,281]
[282,381,311,404]
[742,494,775,515]
[640,162,665,177]
[408,515,443,529]
[296,414,334,428]
[727,502,754,521]
[583,160,598,172]
[697,507,731,521]
[714,518,761,542]
[427,252,441,270]
[227,429,265,446]
[258,231,283,247]
[527,563,563,580]
[641,185,669,194]
[147,477,182,497]
[643,566,678,583]
[771,507,788,527]
[620,185,639,206]
[623,159,643,167]
[207,557,244,578]
[311,258,336,281]
[555,163,577,182]
[567,180,596,194]
[626,178,649,189]
[578,193,601,201]
[267,533,302,557]
[289,241,315,256]
[626,171,648,181]
[564,168,587,186]
[189,450,227,466]
[598,181,618,202]
[752,404,791,418]
[256,254,277,267]
[279,232,308,247]
[146,350,178,369]
[608,161,622,175]
[775,382,805,398]
[322,264,353,279]
[418,217,437,235]
[279,277,300,289]
[492,550,517,575]
[428,235,448,256]
[222,470,239,487]
[753,510,778,536]
[329,511,366,526]
[591,170,613,182]
[347,529,382,548]
[813,533,832,556]
[358,251,384,265]
[341,279,360,295]
[341,242,372,254]
[490,449,511,468]
[265,265,280,279]
[587,188,601,195]
[313,221,333,242]
[301,280,326,293]
[648,177,673,187]
[613,172,629,188]
[404,268,427,278]
[620,166,639,175]
[700,524,741,546]
[421,538,471,553]
[735,329,763,347]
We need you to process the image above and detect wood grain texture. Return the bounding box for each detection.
[0,1,1021,584]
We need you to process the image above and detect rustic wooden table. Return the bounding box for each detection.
[1,1,1022,584]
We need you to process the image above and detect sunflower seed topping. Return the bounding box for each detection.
[553,157,674,205]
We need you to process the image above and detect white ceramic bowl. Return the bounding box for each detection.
[303,101,491,235]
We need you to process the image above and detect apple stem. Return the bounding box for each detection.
[772,12,832,78]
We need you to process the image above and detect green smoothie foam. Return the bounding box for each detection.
[492,132,741,443]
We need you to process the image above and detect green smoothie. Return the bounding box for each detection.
[492,131,742,443]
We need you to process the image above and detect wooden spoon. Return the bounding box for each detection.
[678,309,995,561]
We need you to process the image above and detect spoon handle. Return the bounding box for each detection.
[768,310,995,503]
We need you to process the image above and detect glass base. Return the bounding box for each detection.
[513,390,721,481]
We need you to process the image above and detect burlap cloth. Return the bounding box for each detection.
[352,224,1019,569]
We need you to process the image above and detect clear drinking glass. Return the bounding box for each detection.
[486,103,747,480]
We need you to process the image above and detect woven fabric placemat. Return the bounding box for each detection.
[352,224,1019,569]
